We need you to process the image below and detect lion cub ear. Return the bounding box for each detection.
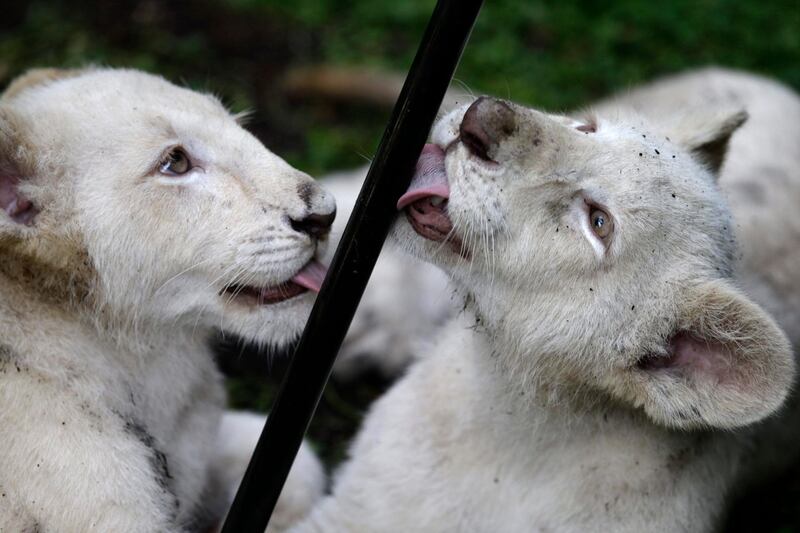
[633,280,794,430]
[669,108,748,176]
[0,107,39,231]
[2,68,86,101]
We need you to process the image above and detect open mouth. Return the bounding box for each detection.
[397,143,464,252]
[222,260,328,306]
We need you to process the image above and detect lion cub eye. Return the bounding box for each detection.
[159,147,192,176]
[590,208,613,239]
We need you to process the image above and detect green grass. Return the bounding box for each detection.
[249,0,800,173]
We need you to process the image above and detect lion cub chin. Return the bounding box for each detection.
[292,68,800,533]
[0,68,334,532]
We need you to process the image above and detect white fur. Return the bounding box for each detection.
[322,169,454,380]
[0,68,331,532]
[292,68,799,532]
[211,412,324,533]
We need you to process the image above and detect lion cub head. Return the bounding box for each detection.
[0,68,334,346]
[394,96,793,430]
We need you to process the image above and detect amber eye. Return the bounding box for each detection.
[590,208,613,240]
[159,148,192,176]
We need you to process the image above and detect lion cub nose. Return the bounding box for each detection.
[290,210,336,239]
[459,96,516,161]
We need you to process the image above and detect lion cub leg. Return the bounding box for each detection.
[0,370,185,532]
[210,411,325,533]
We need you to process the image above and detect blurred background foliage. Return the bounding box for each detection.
[2,1,799,531]
[2,0,798,177]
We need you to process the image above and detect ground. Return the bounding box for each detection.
[2,1,799,530]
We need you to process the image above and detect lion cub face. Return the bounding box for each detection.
[0,68,334,346]
[395,97,793,430]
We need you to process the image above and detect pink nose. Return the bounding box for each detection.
[459,96,516,161]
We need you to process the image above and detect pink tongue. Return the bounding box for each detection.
[397,143,449,210]
[291,260,328,293]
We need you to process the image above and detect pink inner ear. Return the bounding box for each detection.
[0,173,37,225]
[642,333,734,384]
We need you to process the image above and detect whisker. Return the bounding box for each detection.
[155,256,217,295]
[452,78,476,99]
[219,268,259,331]
[251,244,306,256]
[205,263,239,289]
[355,152,373,164]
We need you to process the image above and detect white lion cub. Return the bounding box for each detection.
[0,68,333,532]
[293,68,799,532]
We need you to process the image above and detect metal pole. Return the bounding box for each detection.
[220,1,483,530]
